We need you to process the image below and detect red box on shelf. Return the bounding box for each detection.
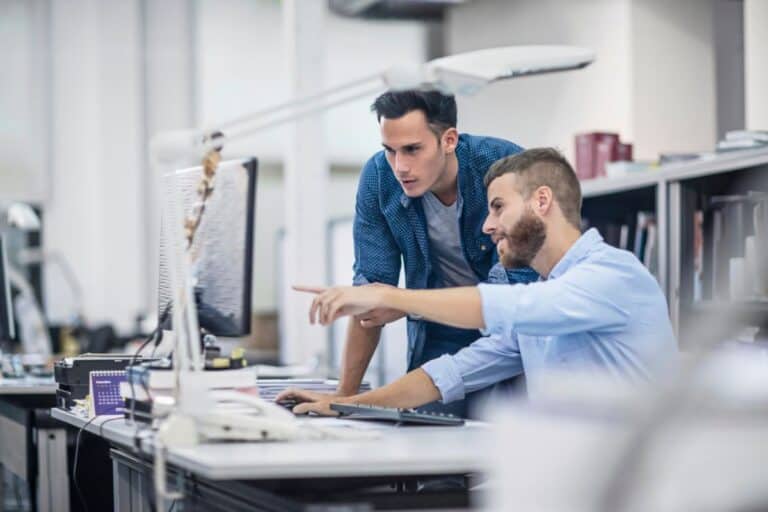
[618,142,633,162]
[575,132,619,180]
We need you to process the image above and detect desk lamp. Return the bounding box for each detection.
[150,44,595,507]
[151,45,594,166]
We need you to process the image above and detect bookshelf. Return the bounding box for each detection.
[580,147,768,347]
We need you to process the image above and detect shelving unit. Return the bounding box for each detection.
[580,147,768,347]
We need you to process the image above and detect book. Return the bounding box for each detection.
[617,142,633,161]
[644,221,658,277]
[633,212,655,261]
[619,224,630,251]
[716,139,767,151]
[724,130,768,142]
[89,370,127,417]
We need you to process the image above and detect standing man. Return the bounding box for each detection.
[335,90,537,417]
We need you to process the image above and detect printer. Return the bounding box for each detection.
[54,353,158,409]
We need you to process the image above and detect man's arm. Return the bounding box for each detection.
[384,287,483,328]
[303,285,485,330]
[334,157,404,395]
[336,320,382,396]
[478,262,632,337]
[278,368,441,416]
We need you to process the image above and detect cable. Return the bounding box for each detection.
[72,415,99,512]
[98,416,124,438]
[70,307,172,512]
[128,304,171,426]
[127,333,154,425]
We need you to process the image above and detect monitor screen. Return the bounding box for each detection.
[157,157,257,337]
[0,235,16,342]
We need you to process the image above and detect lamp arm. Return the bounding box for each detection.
[149,66,428,166]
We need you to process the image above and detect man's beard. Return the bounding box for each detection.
[499,207,547,269]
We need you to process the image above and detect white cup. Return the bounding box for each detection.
[729,257,746,300]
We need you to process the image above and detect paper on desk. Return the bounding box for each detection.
[302,416,387,431]
[254,364,316,378]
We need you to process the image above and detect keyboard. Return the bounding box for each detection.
[329,403,465,426]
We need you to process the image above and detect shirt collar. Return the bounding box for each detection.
[547,228,603,279]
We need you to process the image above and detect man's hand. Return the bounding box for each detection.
[275,387,345,416]
[356,308,406,328]
[293,285,391,325]
[354,283,405,327]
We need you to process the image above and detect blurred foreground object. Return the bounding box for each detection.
[484,345,768,511]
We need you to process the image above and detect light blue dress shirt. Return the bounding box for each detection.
[421,228,678,403]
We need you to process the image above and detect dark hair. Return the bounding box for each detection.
[371,90,457,137]
[484,148,583,228]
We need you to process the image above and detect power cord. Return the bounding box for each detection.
[128,304,171,426]
[72,415,99,512]
[71,307,175,512]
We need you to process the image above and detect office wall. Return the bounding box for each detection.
[252,166,360,312]
[196,0,426,166]
[630,0,717,158]
[0,0,50,203]
[445,0,634,160]
[446,0,719,161]
[744,0,768,130]
[45,0,145,331]
[714,0,745,139]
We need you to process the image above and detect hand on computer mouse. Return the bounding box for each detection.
[276,387,340,416]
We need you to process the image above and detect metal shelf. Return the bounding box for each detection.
[581,147,768,199]
[580,147,768,345]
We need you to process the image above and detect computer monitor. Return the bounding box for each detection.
[0,235,16,342]
[158,157,257,337]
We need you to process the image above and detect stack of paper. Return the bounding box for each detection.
[256,379,371,402]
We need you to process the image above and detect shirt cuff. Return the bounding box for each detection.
[352,274,371,286]
[477,283,516,337]
[421,355,466,404]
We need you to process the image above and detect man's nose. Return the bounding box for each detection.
[394,152,409,173]
[482,214,495,235]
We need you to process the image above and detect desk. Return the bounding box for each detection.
[0,377,67,512]
[52,408,487,511]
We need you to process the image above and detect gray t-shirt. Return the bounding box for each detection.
[422,192,479,288]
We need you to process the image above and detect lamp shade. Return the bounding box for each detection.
[423,45,595,95]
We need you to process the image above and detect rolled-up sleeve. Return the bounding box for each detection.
[478,263,631,337]
[422,334,524,403]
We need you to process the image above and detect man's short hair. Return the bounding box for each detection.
[484,148,582,228]
[371,90,457,137]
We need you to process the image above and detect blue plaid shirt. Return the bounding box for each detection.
[353,133,539,370]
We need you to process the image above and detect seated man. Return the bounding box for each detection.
[281,148,678,415]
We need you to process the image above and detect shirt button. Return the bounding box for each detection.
[480,244,487,251]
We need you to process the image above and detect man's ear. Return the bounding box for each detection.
[533,186,554,214]
[441,127,458,153]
